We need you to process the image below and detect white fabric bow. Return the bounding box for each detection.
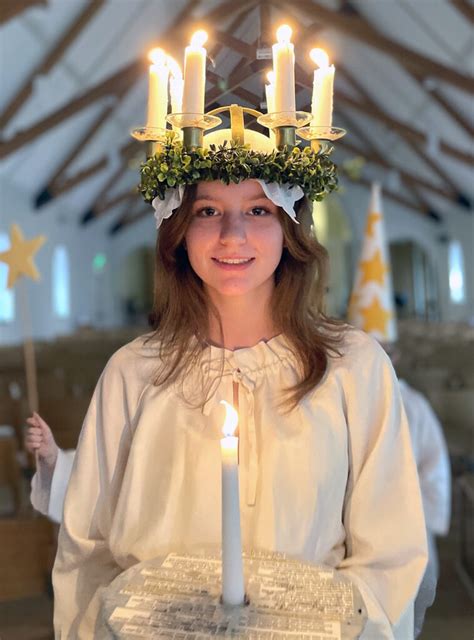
[151,180,304,229]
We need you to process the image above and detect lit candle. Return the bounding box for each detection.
[182,30,208,115]
[147,48,169,130]
[265,71,276,143]
[310,48,335,128]
[220,400,245,606]
[272,25,296,114]
[167,55,184,114]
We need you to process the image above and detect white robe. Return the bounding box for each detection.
[399,380,451,537]
[30,448,75,524]
[53,329,427,639]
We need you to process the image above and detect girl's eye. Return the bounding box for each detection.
[196,207,219,217]
[249,207,270,216]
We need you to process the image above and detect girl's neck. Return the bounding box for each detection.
[207,292,279,351]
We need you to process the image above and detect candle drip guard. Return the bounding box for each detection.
[166,113,222,149]
[297,125,347,155]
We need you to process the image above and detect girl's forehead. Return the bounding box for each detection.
[195,180,266,200]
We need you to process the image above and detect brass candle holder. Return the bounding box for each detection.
[257,111,312,149]
[166,113,222,149]
[131,127,168,158]
[296,125,347,154]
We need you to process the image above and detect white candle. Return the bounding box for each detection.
[183,30,207,115]
[272,25,295,114]
[220,400,245,606]
[265,71,276,143]
[167,55,184,114]
[147,48,169,130]
[310,48,335,128]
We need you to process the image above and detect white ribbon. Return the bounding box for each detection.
[151,180,304,229]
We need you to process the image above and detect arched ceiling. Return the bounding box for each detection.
[0,0,472,234]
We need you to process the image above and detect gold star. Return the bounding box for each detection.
[360,296,392,335]
[366,211,381,237]
[360,249,388,286]
[0,224,46,288]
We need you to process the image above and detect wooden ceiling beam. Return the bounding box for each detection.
[35,81,136,208]
[0,59,141,159]
[341,170,438,221]
[449,0,474,22]
[294,66,473,166]
[0,0,46,25]
[1,0,254,159]
[0,0,106,130]
[334,64,471,205]
[48,139,137,201]
[271,0,474,93]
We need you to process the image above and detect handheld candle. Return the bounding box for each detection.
[220,400,245,606]
[310,48,335,128]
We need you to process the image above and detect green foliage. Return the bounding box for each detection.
[139,134,339,204]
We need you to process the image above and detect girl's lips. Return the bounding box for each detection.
[211,257,255,270]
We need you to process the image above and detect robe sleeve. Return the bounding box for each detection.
[52,347,136,638]
[30,448,75,524]
[408,389,451,536]
[338,336,428,640]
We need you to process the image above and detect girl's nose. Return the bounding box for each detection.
[219,213,247,244]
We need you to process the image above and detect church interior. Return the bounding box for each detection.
[0,0,473,637]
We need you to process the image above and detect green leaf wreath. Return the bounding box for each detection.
[139,134,339,204]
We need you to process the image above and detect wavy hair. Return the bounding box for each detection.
[147,183,344,410]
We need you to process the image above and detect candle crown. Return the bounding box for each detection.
[135,29,346,222]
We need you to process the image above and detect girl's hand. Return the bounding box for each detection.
[25,412,59,470]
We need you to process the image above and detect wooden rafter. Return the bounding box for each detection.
[271,0,474,93]
[35,80,136,208]
[109,206,150,235]
[334,64,471,205]
[0,59,141,159]
[336,107,431,213]
[340,169,432,219]
[48,139,137,202]
[0,0,106,130]
[292,66,473,166]
[449,0,474,22]
[0,0,46,25]
[337,2,474,141]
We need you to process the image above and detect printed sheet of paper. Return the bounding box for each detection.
[104,551,366,639]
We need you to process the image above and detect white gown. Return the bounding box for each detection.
[53,329,427,639]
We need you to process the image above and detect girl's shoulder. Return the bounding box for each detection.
[328,324,390,372]
[103,332,163,382]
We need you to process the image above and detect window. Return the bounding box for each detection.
[0,232,15,323]
[448,240,465,304]
[52,245,70,318]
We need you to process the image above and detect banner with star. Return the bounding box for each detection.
[347,182,397,342]
[0,224,46,415]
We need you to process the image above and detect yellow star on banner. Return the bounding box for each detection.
[360,249,388,286]
[0,224,46,288]
[360,296,392,335]
[366,211,381,237]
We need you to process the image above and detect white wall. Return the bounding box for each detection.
[338,182,474,323]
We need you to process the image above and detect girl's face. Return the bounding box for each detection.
[185,180,284,301]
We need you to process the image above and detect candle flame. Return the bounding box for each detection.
[148,47,166,66]
[220,400,238,437]
[166,55,182,79]
[310,48,329,69]
[266,70,275,85]
[190,29,208,48]
[276,24,292,44]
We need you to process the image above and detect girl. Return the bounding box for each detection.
[53,176,426,639]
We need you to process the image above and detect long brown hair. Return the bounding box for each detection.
[147,183,344,410]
